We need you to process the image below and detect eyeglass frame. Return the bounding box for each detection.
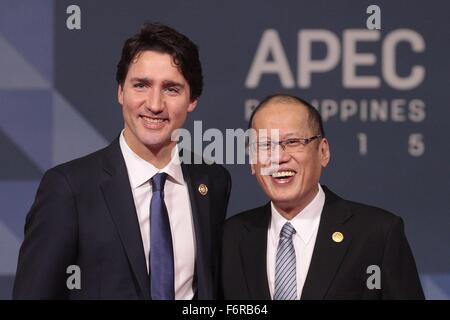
[250,134,323,153]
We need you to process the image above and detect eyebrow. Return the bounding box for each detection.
[129,77,185,88]
[275,133,298,140]
[162,80,185,88]
[283,132,310,138]
[130,77,151,83]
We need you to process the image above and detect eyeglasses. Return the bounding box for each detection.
[251,135,322,154]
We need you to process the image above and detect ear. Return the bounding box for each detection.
[319,138,331,168]
[117,84,124,106]
[250,163,256,175]
[187,99,198,113]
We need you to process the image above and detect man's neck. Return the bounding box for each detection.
[123,131,176,169]
[273,185,319,220]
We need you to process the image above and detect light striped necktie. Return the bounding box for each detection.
[274,222,297,300]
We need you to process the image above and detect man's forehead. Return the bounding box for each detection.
[255,101,308,120]
[132,49,172,61]
[129,50,181,72]
[126,52,187,81]
[254,102,309,126]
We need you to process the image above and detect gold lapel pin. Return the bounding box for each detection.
[332,232,344,243]
[198,184,208,196]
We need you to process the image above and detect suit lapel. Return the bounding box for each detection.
[181,160,212,299]
[240,204,271,300]
[100,140,150,299]
[301,186,353,299]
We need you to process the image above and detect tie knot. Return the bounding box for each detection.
[280,222,296,240]
[151,172,168,191]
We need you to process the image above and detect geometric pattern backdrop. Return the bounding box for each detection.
[0,0,449,299]
[0,0,106,298]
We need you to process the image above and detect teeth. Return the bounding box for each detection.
[142,116,165,123]
[272,171,295,178]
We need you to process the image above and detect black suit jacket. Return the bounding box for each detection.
[13,138,231,299]
[221,186,424,300]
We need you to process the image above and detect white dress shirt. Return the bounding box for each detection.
[267,184,325,299]
[119,130,196,300]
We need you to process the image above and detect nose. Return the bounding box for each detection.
[145,88,164,114]
[271,143,291,165]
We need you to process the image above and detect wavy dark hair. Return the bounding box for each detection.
[116,22,203,101]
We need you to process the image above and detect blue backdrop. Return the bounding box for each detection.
[0,0,449,299]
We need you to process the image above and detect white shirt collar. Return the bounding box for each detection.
[270,184,325,244]
[119,129,185,189]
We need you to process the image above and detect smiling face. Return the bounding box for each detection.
[118,50,197,161]
[251,101,330,217]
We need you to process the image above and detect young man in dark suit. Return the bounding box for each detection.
[221,94,423,300]
[13,23,231,300]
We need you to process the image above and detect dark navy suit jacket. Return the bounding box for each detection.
[13,138,231,299]
[221,186,424,300]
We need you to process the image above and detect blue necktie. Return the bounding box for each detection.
[150,172,175,300]
[274,222,297,300]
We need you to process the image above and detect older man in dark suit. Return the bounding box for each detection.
[221,94,423,300]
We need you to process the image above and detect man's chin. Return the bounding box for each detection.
[142,139,176,150]
[269,195,296,207]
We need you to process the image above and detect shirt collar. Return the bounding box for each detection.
[119,130,185,189]
[270,184,325,244]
